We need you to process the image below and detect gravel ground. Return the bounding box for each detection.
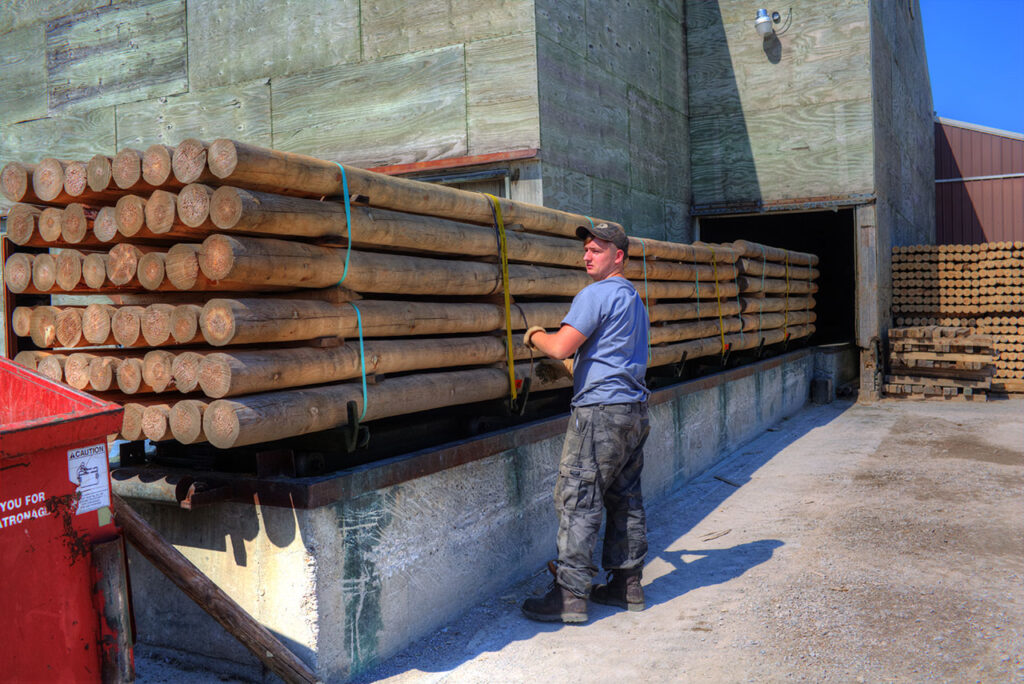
[138,396,1024,683]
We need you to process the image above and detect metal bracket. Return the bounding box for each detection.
[755,337,768,359]
[673,351,689,378]
[720,343,733,368]
[344,400,371,452]
[508,376,532,416]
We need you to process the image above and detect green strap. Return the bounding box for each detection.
[639,239,652,361]
[350,302,368,421]
[333,162,353,283]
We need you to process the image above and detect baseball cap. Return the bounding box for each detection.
[577,221,629,255]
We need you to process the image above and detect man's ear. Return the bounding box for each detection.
[615,248,625,264]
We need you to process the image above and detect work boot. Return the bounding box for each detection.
[521,583,588,623]
[591,570,645,611]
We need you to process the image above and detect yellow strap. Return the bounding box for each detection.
[711,247,727,356]
[784,252,790,339]
[485,194,517,401]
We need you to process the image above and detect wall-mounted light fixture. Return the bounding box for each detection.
[754,9,781,38]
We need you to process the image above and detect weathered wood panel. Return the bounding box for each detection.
[658,9,687,114]
[536,36,629,185]
[466,33,540,156]
[540,163,592,217]
[629,88,688,197]
[687,2,871,116]
[0,0,106,34]
[629,189,669,241]
[46,0,188,113]
[534,0,586,57]
[117,78,272,150]
[690,98,874,203]
[186,0,360,91]
[361,0,534,59]
[271,46,467,167]
[0,107,115,214]
[0,25,48,124]
[585,0,661,101]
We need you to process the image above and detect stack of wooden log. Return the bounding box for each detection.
[3,139,818,450]
[892,242,1023,393]
[884,326,995,401]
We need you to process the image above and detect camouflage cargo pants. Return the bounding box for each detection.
[555,402,650,597]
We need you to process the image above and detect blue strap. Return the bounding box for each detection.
[693,252,701,319]
[334,162,353,283]
[350,302,368,421]
[585,215,595,231]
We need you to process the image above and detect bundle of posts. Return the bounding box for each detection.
[884,326,995,400]
[892,242,1024,393]
[3,139,818,449]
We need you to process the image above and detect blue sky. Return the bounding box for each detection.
[921,0,1024,134]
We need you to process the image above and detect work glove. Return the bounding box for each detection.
[523,325,546,350]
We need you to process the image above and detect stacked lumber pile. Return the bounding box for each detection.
[884,326,995,401]
[3,139,818,450]
[892,242,1024,393]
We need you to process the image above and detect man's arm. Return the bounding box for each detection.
[527,324,587,360]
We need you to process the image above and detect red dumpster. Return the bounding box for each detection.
[0,357,132,682]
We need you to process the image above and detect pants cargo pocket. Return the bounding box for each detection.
[556,463,598,512]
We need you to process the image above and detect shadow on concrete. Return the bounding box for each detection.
[354,400,853,681]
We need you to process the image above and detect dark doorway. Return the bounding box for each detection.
[699,209,856,345]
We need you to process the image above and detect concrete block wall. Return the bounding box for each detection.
[125,348,819,682]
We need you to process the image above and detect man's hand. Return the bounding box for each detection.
[523,326,547,350]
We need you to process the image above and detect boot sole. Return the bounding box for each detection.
[521,607,588,623]
[591,596,645,612]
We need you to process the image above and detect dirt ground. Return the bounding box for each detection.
[138,396,1024,683]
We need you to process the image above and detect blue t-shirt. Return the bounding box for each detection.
[562,276,650,407]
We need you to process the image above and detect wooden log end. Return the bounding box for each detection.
[206,139,239,179]
[82,254,110,290]
[203,399,241,449]
[37,354,67,383]
[142,144,174,186]
[61,203,90,244]
[198,300,236,346]
[63,160,89,197]
[115,194,147,237]
[65,352,98,390]
[170,304,202,344]
[87,154,114,192]
[32,253,57,292]
[197,353,232,398]
[39,207,64,242]
[112,306,145,347]
[89,357,122,392]
[176,183,213,228]
[12,306,34,337]
[55,249,84,292]
[29,306,61,348]
[94,206,120,242]
[172,352,205,393]
[197,233,235,281]
[209,185,243,229]
[116,357,146,394]
[6,204,41,246]
[1,161,35,202]
[172,139,207,184]
[144,190,178,233]
[143,350,176,393]
[3,253,34,293]
[142,405,173,442]
[121,402,146,441]
[165,243,201,290]
[33,158,67,202]
[55,308,84,348]
[138,252,168,291]
[108,243,143,286]
[112,148,144,189]
[141,303,175,346]
[170,400,208,444]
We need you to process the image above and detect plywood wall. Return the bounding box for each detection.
[686,0,875,207]
[534,0,690,243]
[0,0,541,206]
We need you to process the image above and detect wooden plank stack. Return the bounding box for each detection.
[884,326,995,401]
[892,242,1024,393]
[3,138,818,451]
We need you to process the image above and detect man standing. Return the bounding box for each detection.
[521,222,651,624]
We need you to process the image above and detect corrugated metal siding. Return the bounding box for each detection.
[935,120,1024,244]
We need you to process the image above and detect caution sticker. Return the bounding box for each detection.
[67,443,110,515]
